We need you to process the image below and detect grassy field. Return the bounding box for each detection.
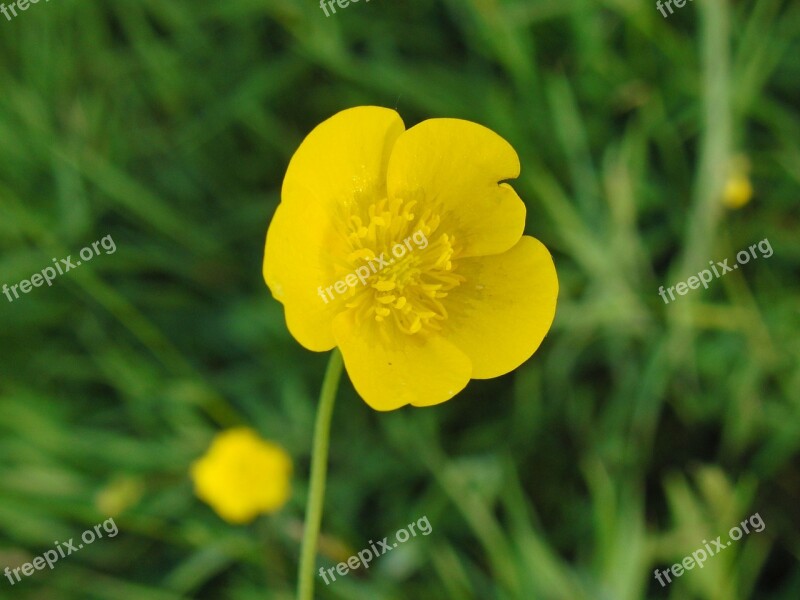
[1,0,799,598]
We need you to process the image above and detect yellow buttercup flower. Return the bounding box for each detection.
[190,428,292,524]
[264,106,558,410]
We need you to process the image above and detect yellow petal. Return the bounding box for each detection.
[442,236,558,379]
[264,107,405,350]
[263,201,340,351]
[386,118,525,258]
[331,311,472,410]
[281,106,405,211]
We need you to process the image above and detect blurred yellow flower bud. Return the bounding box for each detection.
[722,156,753,209]
[95,476,145,517]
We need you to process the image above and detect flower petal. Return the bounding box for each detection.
[386,118,525,258]
[442,236,558,379]
[281,106,405,210]
[263,201,339,351]
[264,107,405,350]
[332,311,472,410]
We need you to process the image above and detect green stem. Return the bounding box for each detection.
[297,348,343,600]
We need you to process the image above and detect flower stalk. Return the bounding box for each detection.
[297,348,343,600]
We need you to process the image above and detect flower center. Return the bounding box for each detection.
[334,197,463,335]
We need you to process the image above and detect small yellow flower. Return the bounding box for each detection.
[722,174,753,209]
[722,155,753,209]
[190,428,292,524]
[264,106,558,410]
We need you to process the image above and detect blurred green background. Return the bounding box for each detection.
[1,0,799,598]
